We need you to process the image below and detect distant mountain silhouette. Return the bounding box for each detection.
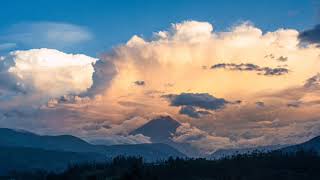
[208,144,288,159]
[130,116,203,157]
[0,127,184,157]
[0,128,99,153]
[280,136,320,154]
[0,128,186,174]
[208,135,320,159]
[0,146,105,175]
[131,116,180,142]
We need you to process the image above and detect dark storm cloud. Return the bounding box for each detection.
[277,56,288,62]
[264,54,288,62]
[304,73,320,88]
[84,58,117,97]
[179,106,200,118]
[211,63,289,76]
[163,93,228,110]
[264,54,275,59]
[179,106,211,118]
[134,80,145,86]
[298,24,320,46]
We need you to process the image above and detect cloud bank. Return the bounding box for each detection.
[1,20,320,153]
[211,63,289,76]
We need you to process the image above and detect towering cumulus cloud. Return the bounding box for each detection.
[107,21,319,100]
[0,48,97,99]
[1,21,320,154]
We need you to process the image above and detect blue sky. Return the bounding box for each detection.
[0,0,318,56]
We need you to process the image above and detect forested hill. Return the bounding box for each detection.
[7,150,320,180]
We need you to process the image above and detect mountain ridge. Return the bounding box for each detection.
[279,136,320,154]
[0,127,186,175]
[130,116,181,142]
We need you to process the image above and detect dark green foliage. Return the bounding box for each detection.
[6,150,320,180]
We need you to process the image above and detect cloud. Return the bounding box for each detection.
[298,24,320,46]
[134,80,145,86]
[276,56,288,62]
[172,122,232,154]
[0,43,16,51]
[106,116,150,135]
[287,101,301,108]
[179,106,211,118]
[163,93,228,110]
[89,134,151,145]
[99,20,320,151]
[2,20,320,153]
[211,63,289,76]
[154,21,213,44]
[255,101,265,107]
[304,73,320,88]
[0,22,93,49]
[0,48,97,99]
[163,92,235,118]
[107,20,318,101]
[84,57,116,97]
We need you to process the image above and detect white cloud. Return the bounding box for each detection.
[2,22,93,49]
[0,43,16,51]
[156,21,214,43]
[172,123,232,154]
[0,48,97,98]
[89,134,151,145]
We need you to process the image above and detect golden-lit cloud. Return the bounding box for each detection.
[107,21,320,101]
[1,20,320,154]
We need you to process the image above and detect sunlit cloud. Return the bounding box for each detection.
[1,20,320,153]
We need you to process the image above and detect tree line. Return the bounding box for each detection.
[6,150,320,180]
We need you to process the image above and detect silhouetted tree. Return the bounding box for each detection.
[6,151,320,180]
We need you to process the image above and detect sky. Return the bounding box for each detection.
[1,0,320,155]
[0,0,318,55]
